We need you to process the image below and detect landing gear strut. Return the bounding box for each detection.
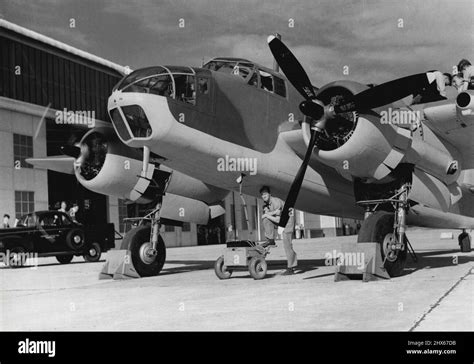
[357,183,414,277]
[119,146,171,277]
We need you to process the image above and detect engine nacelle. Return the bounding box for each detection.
[300,81,461,185]
[75,127,161,204]
[75,127,228,206]
[301,81,412,182]
[456,90,474,126]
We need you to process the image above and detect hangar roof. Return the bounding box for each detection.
[0,19,130,76]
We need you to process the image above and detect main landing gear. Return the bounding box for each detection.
[121,202,167,277]
[356,183,417,277]
[116,145,170,278]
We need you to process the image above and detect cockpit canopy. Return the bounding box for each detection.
[203,57,287,98]
[113,66,198,105]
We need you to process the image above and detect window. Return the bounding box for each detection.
[204,60,253,81]
[248,73,258,87]
[197,77,209,94]
[164,224,175,232]
[205,61,237,74]
[15,191,35,219]
[13,134,33,168]
[259,69,273,92]
[39,213,59,227]
[61,213,73,226]
[231,65,251,79]
[121,105,152,138]
[182,222,191,232]
[124,74,173,97]
[18,214,36,228]
[118,199,128,233]
[173,74,195,105]
[273,76,286,97]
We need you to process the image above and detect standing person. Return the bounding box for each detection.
[58,201,67,213]
[259,186,284,248]
[2,214,10,228]
[453,73,464,90]
[457,59,474,92]
[68,203,79,223]
[262,206,298,275]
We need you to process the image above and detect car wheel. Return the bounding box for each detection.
[66,229,85,251]
[83,242,102,262]
[56,254,74,264]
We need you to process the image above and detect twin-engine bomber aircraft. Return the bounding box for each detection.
[32,36,474,278]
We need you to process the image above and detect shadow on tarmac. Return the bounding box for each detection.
[162,248,473,279]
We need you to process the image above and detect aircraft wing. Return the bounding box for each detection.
[419,93,474,168]
[26,156,75,174]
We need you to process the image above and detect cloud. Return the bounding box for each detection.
[2,0,473,86]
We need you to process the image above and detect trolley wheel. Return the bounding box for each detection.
[214,256,232,279]
[248,256,267,280]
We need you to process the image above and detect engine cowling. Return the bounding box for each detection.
[74,127,229,205]
[301,81,413,182]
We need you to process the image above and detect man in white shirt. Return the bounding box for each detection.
[457,59,474,92]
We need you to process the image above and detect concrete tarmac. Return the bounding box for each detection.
[0,228,472,331]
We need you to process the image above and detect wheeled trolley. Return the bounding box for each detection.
[214,240,272,280]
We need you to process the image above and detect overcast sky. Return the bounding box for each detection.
[2,0,473,85]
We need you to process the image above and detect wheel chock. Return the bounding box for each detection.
[99,250,140,280]
[334,242,390,282]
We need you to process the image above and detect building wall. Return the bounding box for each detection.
[0,103,48,221]
[161,224,198,248]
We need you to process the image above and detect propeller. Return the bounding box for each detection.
[267,35,436,227]
[60,145,81,159]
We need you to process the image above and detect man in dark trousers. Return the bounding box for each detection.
[259,186,283,248]
[259,186,298,275]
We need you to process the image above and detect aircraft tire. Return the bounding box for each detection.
[121,225,166,277]
[357,211,407,277]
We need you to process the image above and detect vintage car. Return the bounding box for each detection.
[0,210,116,266]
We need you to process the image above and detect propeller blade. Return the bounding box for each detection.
[60,145,81,159]
[299,100,325,120]
[279,129,318,227]
[335,72,435,113]
[268,35,317,100]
